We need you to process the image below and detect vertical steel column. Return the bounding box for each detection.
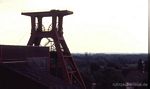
[52,16,57,31]
[37,16,42,32]
[27,17,36,45]
[58,16,63,36]
[31,16,36,33]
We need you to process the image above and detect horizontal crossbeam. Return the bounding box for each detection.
[22,10,73,17]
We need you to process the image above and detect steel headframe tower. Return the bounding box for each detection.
[22,10,86,89]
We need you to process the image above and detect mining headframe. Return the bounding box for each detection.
[0,10,86,89]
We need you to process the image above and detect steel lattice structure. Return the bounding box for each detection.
[22,10,86,89]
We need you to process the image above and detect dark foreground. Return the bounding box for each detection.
[73,53,148,89]
[0,51,148,89]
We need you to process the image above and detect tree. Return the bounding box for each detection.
[137,59,143,71]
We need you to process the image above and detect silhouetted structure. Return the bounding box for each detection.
[0,10,85,89]
[21,10,85,89]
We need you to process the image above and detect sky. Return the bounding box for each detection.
[0,0,148,53]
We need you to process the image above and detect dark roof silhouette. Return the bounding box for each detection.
[0,45,78,89]
[0,61,78,89]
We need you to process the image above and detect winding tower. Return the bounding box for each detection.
[22,10,86,89]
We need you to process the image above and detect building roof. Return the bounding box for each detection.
[1,60,78,89]
[0,45,78,89]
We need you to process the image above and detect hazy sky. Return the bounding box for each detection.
[0,0,148,53]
